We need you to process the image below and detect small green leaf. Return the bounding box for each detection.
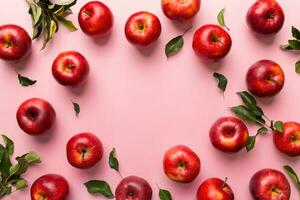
[288,40,300,50]
[213,72,228,92]
[295,60,300,74]
[292,26,300,40]
[246,136,256,152]
[58,0,77,9]
[274,121,284,133]
[84,180,114,199]
[280,44,293,50]
[165,36,184,58]
[237,91,264,117]
[15,179,28,190]
[2,135,14,156]
[159,188,172,200]
[109,148,119,172]
[23,152,41,164]
[257,127,268,135]
[0,144,5,163]
[72,101,80,116]
[217,8,229,31]
[231,105,264,125]
[283,165,300,192]
[49,19,58,40]
[17,73,37,87]
[9,157,29,176]
[56,16,77,32]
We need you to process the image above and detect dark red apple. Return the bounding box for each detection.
[246,0,285,35]
[163,145,200,183]
[66,132,103,169]
[250,168,290,200]
[115,176,152,200]
[0,24,31,60]
[273,121,300,157]
[52,51,90,87]
[16,98,56,135]
[31,174,69,200]
[78,1,113,36]
[246,59,285,97]
[196,178,234,200]
[192,24,232,61]
[209,116,249,153]
[161,0,200,21]
[124,11,162,47]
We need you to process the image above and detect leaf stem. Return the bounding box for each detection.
[181,26,193,36]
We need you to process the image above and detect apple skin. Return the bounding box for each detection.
[196,178,234,200]
[16,98,56,135]
[0,24,31,61]
[161,0,200,21]
[246,60,285,97]
[78,1,113,36]
[250,168,291,200]
[163,145,200,183]
[125,11,162,47]
[246,0,285,35]
[273,121,300,157]
[66,132,103,169]
[52,51,90,87]
[31,174,69,200]
[209,116,249,153]
[115,176,152,200]
[192,24,232,61]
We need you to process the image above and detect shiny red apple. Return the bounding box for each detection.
[197,178,234,200]
[52,51,90,87]
[250,168,290,200]
[78,1,113,36]
[161,0,200,21]
[193,24,232,61]
[124,11,162,47]
[273,121,300,157]
[115,176,152,200]
[0,24,31,60]
[16,98,56,135]
[246,59,285,97]
[209,116,249,153]
[31,174,69,200]
[66,132,103,169]
[163,145,200,183]
[246,0,285,35]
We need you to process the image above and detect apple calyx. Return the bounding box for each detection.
[178,160,187,169]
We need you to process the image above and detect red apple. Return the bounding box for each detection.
[193,24,232,61]
[163,145,200,183]
[246,60,285,97]
[246,0,285,35]
[31,174,69,200]
[161,0,200,21]
[52,51,90,87]
[196,178,234,200]
[115,176,152,200]
[250,168,290,200]
[209,116,249,153]
[124,11,162,47]
[0,24,31,61]
[16,98,56,135]
[78,1,113,36]
[273,121,300,157]
[66,132,103,169]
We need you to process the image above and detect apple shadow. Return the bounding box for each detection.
[248,29,277,45]
[67,78,90,96]
[32,120,58,143]
[170,19,195,33]
[7,50,33,71]
[135,39,161,57]
[256,96,275,106]
[90,30,113,46]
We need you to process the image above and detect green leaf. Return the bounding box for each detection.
[84,180,114,199]
[0,152,12,180]
[15,179,28,190]
[41,14,51,50]
[288,40,300,50]
[295,60,300,74]
[72,101,80,116]
[246,136,256,152]
[56,16,77,32]
[49,19,58,40]
[292,26,300,40]
[217,8,229,31]
[280,44,293,50]
[109,148,119,172]
[0,144,5,163]
[159,188,172,200]
[17,73,37,87]
[2,135,14,155]
[231,105,264,125]
[274,121,284,133]
[22,152,41,164]
[32,20,43,40]
[165,35,184,58]
[29,3,42,26]
[58,0,77,8]
[213,72,228,92]
[237,91,263,117]
[257,127,268,135]
[283,165,300,192]
[9,157,29,176]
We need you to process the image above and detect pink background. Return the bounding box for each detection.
[1,0,300,199]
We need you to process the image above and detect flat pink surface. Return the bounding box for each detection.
[1,0,300,199]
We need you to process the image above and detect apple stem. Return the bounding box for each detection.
[221,177,228,189]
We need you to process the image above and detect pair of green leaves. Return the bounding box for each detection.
[0,135,40,197]
[283,165,300,194]
[27,0,77,49]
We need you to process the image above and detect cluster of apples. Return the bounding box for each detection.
[0,0,298,199]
